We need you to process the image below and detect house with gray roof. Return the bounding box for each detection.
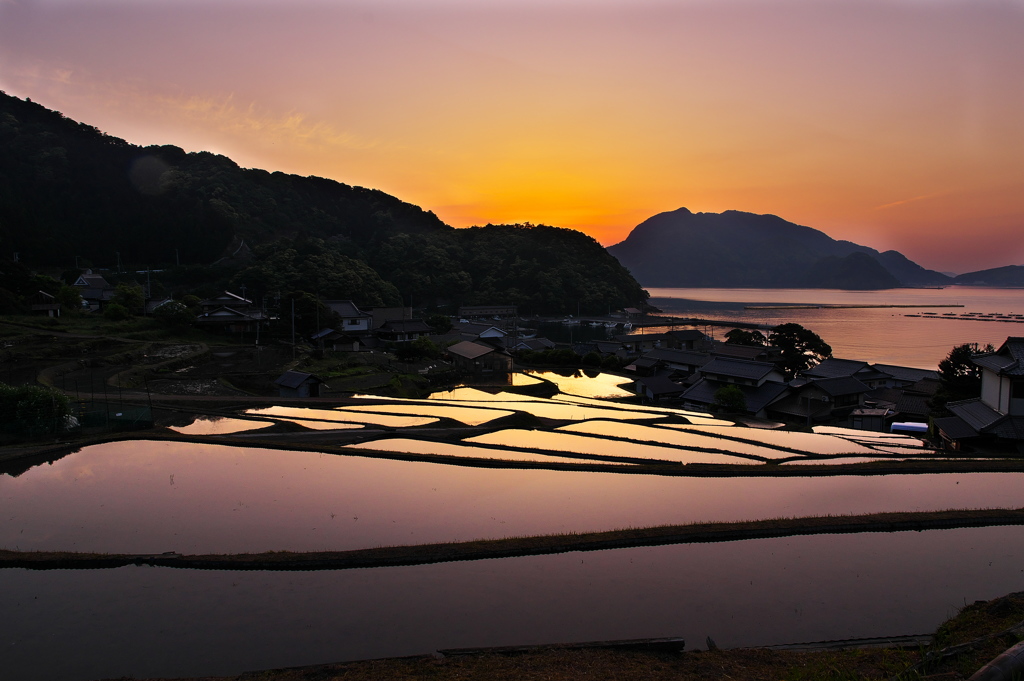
[935,337,1024,448]
[446,340,512,374]
[274,370,323,398]
[324,300,372,333]
[72,270,115,307]
[680,357,788,417]
[635,376,687,401]
[629,348,711,378]
[376,318,433,342]
[767,376,870,426]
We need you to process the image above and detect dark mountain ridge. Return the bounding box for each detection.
[953,265,1024,287]
[607,207,952,289]
[0,92,646,313]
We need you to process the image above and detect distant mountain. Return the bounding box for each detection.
[953,265,1024,287]
[607,208,951,289]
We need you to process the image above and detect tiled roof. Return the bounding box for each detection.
[974,354,1016,373]
[808,376,870,397]
[379,319,433,333]
[802,358,869,379]
[643,348,711,366]
[985,416,1024,439]
[325,300,369,318]
[682,378,788,413]
[636,376,686,396]
[666,329,709,342]
[905,378,941,396]
[894,392,932,418]
[699,357,777,381]
[709,344,770,361]
[974,338,1024,377]
[446,340,496,360]
[274,371,318,389]
[933,416,979,441]
[947,399,1003,432]
[871,364,940,383]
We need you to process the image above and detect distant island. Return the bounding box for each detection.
[607,207,1019,290]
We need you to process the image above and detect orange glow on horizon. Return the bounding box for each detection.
[1,0,1021,273]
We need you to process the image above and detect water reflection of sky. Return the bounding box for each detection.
[521,370,635,398]
[168,417,275,435]
[346,438,613,466]
[4,440,1023,555]
[340,403,514,426]
[6,527,1024,681]
[646,287,1024,368]
[246,406,435,428]
[463,430,759,465]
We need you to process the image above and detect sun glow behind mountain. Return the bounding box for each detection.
[1,0,1021,272]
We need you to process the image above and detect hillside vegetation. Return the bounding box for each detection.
[0,92,646,314]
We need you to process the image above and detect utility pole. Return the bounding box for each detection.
[291,298,296,359]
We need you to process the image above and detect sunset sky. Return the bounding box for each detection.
[1,0,1022,273]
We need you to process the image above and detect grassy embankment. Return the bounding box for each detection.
[4,507,1023,571]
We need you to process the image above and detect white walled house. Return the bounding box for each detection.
[937,338,1024,448]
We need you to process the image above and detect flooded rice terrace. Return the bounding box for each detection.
[3,370,1024,680]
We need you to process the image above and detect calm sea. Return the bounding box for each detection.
[645,287,1024,369]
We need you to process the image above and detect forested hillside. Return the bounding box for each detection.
[0,92,646,313]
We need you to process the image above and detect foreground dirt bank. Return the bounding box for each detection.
[4,507,1023,572]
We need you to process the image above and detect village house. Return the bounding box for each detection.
[375,318,433,342]
[936,337,1024,449]
[767,376,870,426]
[614,332,672,354]
[199,290,254,313]
[72,269,115,309]
[446,340,513,374]
[626,348,710,378]
[664,329,711,351]
[458,304,517,320]
[27,290,60,317]
[194,291,267,333]
[324,300,372,334]
[680,357,788,418]
[273,370,324,398]
[635,375,687,401]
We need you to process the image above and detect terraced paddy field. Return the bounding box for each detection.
[3,372,1023,680]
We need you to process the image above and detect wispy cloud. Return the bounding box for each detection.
[150,92,378,151]
[1,61,376,153]
[873,192,946,211]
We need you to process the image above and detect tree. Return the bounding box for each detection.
[152,300,195,328]
[103,302,131,321]
[713,384,747,413]
[56,285,82,312]
[725,328,766,346]
[936,343,990,406]
[768,323,832,379]
[111,283,144,313]
[394,336,441,362]
[425,313,452,334]
[0,382,72,434]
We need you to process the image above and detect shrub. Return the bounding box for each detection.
[103,303,131,321]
